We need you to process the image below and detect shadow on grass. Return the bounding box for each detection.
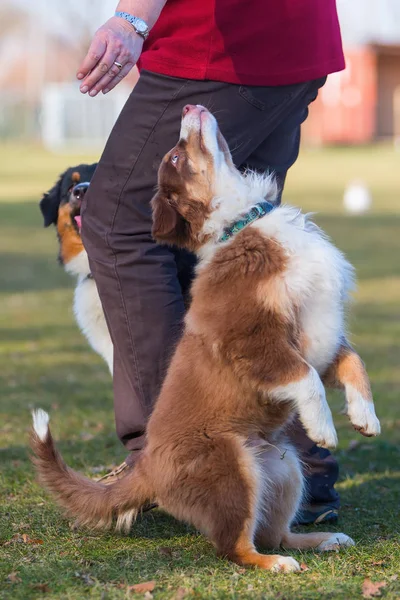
[0,202,44,229]
[0,324,84,343]
[1,252,72,294]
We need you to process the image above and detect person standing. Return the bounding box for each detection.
[80,0,344,524]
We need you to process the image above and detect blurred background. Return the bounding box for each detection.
[1,2,399,595]
[1,0,400,148]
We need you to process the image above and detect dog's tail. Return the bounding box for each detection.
[30,409,153,532]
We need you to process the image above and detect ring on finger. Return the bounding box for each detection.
[113,61,123,70]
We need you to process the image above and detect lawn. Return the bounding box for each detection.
[0,143,399,600]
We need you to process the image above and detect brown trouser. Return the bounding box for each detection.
[82,70,339,507]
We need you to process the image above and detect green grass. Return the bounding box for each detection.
[1,143,400,599]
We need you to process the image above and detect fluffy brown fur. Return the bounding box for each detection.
[31,106,380,571]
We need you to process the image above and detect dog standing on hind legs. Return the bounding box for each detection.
[31,106,380,571]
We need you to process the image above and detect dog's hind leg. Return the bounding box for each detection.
[322,340,380,437]
[281,531,355,552]
[228,520,301,572]
[255,443,304,550]
[160,436,301,572]
[254,443,354,553]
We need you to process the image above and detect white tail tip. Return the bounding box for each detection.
[32,409,50,441]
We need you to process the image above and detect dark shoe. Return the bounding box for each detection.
[293,504,339,526]
[95,461,158,513]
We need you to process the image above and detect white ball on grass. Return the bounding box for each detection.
[343,181,372,214]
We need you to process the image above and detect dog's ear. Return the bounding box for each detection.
[151,191,187,243]
[40,176,63,227]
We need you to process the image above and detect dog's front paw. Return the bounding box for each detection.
[306,422,338,449]
[346,393,381,437]
[350,413,381,437]
[303,404,338,449]
[297,369,338,449]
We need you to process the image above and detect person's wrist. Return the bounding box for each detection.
[115,2,150,22]
[115,0,166,29]
[114,12,149,40]
[109,15,144,42]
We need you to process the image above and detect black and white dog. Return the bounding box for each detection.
[40,165,113,373]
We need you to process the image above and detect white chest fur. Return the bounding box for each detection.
[65,250,113,374]
[254,206,354,374]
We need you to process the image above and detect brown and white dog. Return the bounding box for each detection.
[40,166,113,374]
[31,106,381,572]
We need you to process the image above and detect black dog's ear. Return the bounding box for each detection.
[39,176,63,227]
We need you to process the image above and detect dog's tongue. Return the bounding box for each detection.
[74,215,82,230]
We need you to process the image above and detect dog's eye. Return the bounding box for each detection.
[171,154,179,165]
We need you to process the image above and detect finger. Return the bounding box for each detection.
[102,62,135,94]
[79,46,120,94]
[77,37,107,80]
[87,60,130,97]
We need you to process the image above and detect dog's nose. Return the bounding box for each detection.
[182,104,195,117]
[71,182,90,202]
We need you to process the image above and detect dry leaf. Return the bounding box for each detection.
[371,560,385,566]
[389,575,398,581]
[128,581,156,594]
[300,563,309,572]
[4,533,43,546]
[22,533,44,545]
[362,578,387,598]
[7,572,21,584]
[30,583,50,593]
[174,588,190,600]
[159,546,173,557]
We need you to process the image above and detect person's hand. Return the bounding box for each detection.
[77,17,143,96]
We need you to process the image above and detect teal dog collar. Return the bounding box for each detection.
[218,201,275,243]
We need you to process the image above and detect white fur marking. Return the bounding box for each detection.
[317,533,355,552]
[271,556,301,572]
[62,249,113,374]
[116,509,137,533]
[272,367,338,449]
[74,277,113,374]
[64,249,91,277]
[32,409,50,442]
[345,385,381,436]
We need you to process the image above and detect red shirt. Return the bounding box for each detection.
[138,0,344,86]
